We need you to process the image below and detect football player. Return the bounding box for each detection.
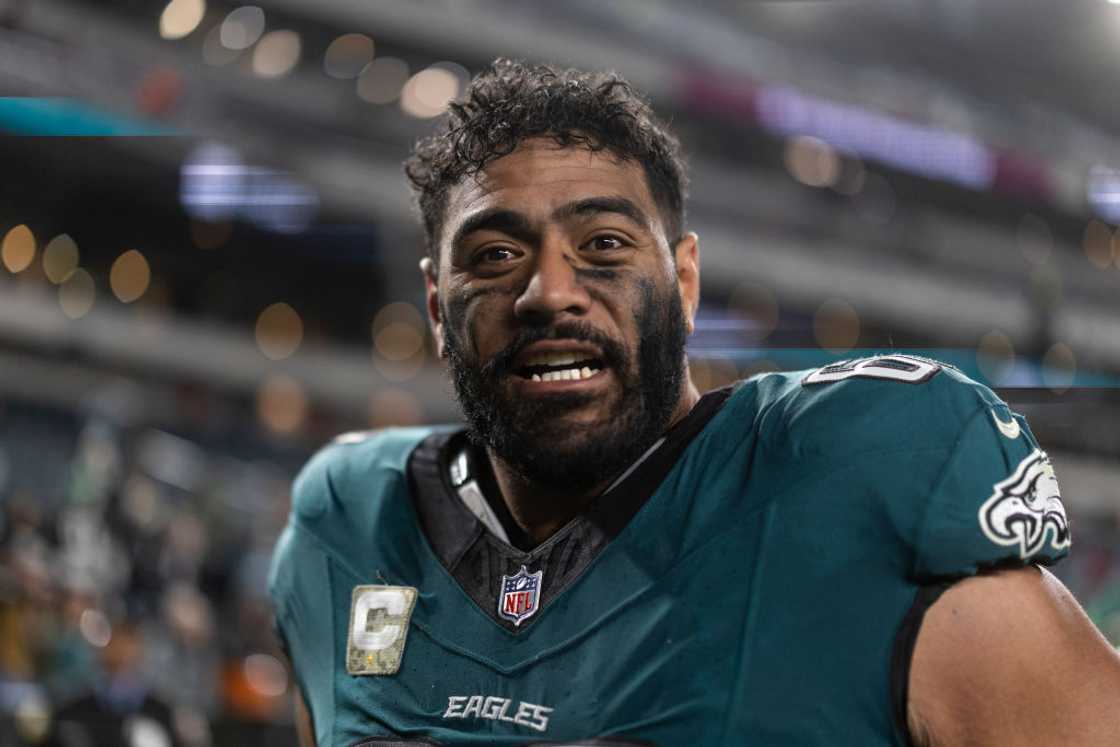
[269,59,1120,746]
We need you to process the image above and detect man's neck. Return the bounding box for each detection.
[486,382,701,545]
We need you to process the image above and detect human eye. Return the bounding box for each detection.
[472,244,521,266]
[583,234,630,253]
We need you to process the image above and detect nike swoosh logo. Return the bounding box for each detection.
[991,410,1021,439]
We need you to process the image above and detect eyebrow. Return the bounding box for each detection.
[450,208,537,250]
[551,196,650,229]
[450,196,651,251]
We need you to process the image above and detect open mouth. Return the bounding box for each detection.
[515,351,606,382]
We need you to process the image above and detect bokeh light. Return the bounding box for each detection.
[220,6,266,50]
[255,302,303,360]
[202,24,241,66]
[79,608,112,648]
[256,375,308,435]
[784,135,840,188]
[58,268,95,319]
[375,322,425,362]
[181,143,318,233]
[243,653,288,698]
[400,65,460,118]
[371,303,427,380]
[1017,213,1053,266]
[110,250,152,303]
[159,0,206,40]
[135,67,185,118]
[369,387,423,428]
[1083,219,1115,270]
[813,298,860,353]
[977,329,1015,383]
[42,234,79,284]
[122,474,165,534]
[13,694,48,744]
[324,33,374,79]
[1042,342,1076,393]
[371,303,425,339]
[1,224,36,273]
[727,281,779,342]
[357,57,410,104]
[252,30,301,78]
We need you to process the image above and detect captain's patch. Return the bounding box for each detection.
[346,585,418,676]
[979,450,1070,559]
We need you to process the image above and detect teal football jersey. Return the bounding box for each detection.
[268,355,1070,746]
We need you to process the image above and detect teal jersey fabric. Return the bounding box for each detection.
[268,358,1070,746]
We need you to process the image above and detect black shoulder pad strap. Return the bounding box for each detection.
[890,581,954,747]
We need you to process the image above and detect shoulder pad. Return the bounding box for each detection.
[762,355,998,462]
[290,426,433,524]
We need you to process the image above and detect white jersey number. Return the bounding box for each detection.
[803,355,942,385]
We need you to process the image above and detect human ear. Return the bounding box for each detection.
[420,257,446,358]
[673,232,700,335]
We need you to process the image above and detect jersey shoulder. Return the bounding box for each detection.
[743,354,1070,580]
[273,426,443,583]
[750,354,998,458]
[289,427,435,525]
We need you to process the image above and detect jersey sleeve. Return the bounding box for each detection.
[778,355,1072,583]
[912,400,1070,580]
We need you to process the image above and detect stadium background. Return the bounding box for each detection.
[2,0,1120,744]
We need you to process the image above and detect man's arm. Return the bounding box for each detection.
[293,687,317,747]
[909,565,1120,746]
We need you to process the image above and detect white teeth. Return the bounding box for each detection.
[532,367,600,383]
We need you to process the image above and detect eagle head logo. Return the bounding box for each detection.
[979,449,1071,559]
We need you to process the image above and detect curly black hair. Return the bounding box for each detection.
[404,59,689,262]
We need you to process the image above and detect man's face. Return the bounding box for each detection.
[424,139,699,490]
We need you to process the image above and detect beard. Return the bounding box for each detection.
[442,280,689,493]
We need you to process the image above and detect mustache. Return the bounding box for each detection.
[481,321,628,380]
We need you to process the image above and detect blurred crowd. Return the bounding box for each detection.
[0,397,302,747]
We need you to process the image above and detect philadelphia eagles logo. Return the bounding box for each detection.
[978,449,1070,559]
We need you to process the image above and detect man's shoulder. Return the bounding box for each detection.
[741,355,1069,578]
[271,425,452,606]
[289,425,447,526]
[743,354,1004,459]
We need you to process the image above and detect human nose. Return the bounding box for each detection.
[512,239,592,323]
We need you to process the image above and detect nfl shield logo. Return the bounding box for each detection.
[498,565,543,626]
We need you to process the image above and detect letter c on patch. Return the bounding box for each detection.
[351,588,409,651]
